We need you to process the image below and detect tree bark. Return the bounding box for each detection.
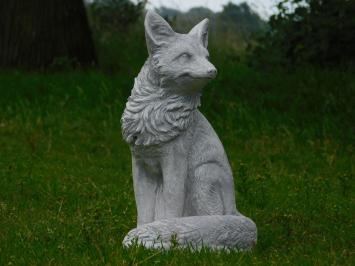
[0,0,97,69]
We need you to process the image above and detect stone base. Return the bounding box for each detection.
[123,215,257,251]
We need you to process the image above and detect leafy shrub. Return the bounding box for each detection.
[87,0,145,33]
[86,0,146,73]
[250,0,355,68]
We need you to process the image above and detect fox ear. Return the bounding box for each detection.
[145,10,175,55]
[189,18,209,48]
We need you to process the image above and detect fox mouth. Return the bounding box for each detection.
[179,73,214,80]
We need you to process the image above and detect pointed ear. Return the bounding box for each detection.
[145,10,175,55]
[189,18,209,48]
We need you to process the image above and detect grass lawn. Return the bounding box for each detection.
[0,62,354,264]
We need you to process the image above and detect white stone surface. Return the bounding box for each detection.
[121,10,257,250]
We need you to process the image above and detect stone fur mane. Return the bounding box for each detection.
[121,58,201,146]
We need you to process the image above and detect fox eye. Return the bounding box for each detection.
[178,53,192,60]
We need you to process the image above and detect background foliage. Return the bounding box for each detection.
[251,0,355,67]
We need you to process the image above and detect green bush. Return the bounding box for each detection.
[251,0,355,68]
[86,0,146,73]
[87,0,145,33]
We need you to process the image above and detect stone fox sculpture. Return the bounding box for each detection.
[121,11,257,250]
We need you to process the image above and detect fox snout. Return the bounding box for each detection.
[207,66,217,79]
[185,56,217,80]
[192,61,217,80]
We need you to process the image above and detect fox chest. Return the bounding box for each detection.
[130,127,194,175]
[131,135,190,159]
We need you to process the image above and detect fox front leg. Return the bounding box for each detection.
[156,152,188,220]
[132,156,159,226]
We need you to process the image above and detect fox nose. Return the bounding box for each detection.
[207,67,217,78]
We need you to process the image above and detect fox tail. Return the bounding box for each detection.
[123,214,257,250]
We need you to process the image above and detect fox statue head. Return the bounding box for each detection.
[145,11,217,94]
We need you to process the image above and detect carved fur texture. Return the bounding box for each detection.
[121,10,257,250]
[121,61,201,146]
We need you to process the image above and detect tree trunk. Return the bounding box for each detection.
[0,0,97,69]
